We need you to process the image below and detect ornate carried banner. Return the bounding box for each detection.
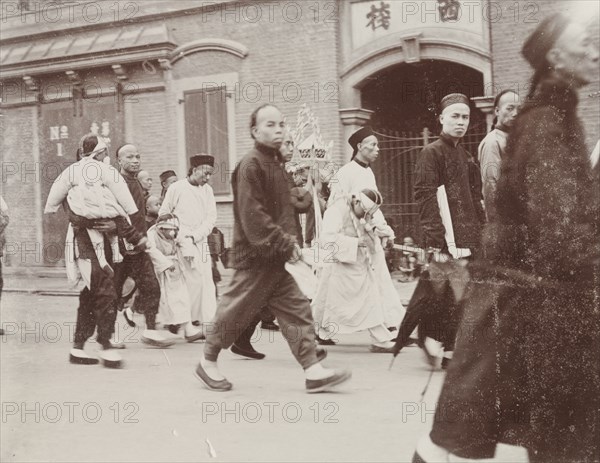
[286,104,335,247]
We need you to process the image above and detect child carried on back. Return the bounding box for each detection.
[44,133,147,276]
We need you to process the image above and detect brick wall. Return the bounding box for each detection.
[160,0,341,247]
[164,0,342,162]
[1,105,39,266]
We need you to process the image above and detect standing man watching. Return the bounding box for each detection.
[194,104,351,392]
[393,93,486,368]
[114,144,174,348]
[478,90,520,221]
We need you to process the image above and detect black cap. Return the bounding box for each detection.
[159,170,177,183]
[522,13,570,71]
[440,93,470,112]
[190,154,214,168]
[348,126,375,159]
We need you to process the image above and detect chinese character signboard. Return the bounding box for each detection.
[366,2,391,30]
[351,0,484,51]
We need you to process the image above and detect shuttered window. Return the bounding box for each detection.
[184,87,230,195]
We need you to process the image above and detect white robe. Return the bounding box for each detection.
[312,197,405,336]
[318,160,404,327]
[159,179,217,324]
[147,226,192,326]
[327,161,389,231]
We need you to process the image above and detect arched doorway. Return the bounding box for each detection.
[359,60,487,242]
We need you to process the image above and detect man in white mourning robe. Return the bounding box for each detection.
[313,187,403,352]
[314,126,404,342]
[159,154,217,329]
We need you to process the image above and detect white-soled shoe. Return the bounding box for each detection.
[141,329,176,348]
[69,348,99,365]
[97,349,123,369]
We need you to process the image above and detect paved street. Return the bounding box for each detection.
[1,281,529,463]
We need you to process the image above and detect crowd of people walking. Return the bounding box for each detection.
[25,10,599,462]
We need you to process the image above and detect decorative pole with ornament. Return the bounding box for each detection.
[285,104,335,249]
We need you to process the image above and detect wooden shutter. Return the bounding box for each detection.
[184,87,230,195]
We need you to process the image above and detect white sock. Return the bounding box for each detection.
[416,434,449,462]
[443,351,454,359]
[305,363,335,380]
[201,357,225,381]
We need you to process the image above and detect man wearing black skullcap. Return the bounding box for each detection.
[159,170,178,200]
[410,13,599,463]
[319,125,404,345]
[159,154,218,338]
[393,93,485,368]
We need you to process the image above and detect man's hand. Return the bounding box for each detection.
[91,219,117,233]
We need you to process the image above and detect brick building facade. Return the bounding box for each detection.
[1,0,598,268]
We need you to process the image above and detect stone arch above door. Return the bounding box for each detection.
[339,39,491,109]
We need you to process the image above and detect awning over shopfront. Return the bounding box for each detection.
[0,22,177,79]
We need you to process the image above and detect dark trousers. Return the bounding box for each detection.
[204,266,318,369]
[73,232,118,349]
[114,252,160,330]
[235,307,276,348]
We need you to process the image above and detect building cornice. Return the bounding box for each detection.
[170,39,248,63]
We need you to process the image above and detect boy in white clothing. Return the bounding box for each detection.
[146,213,205,342]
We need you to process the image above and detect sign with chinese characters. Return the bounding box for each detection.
[351,0,484,51]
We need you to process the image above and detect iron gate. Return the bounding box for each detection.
[370,128,486,245]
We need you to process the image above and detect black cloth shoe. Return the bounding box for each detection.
[231,343,265,360]
[387,326,398,332]
[316,335,337,346]
[185,332,206,343]
[260,321,279,331]
[412,451,427,463]
[0,328,4,335]
[191,320,200,327]
[98,348,123,369]
[69,349,99,365]
[164,324,180,335]
[316,348,327,362]
[306,369,351,393]
[369,344,395,353]
[194,362,232,391]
